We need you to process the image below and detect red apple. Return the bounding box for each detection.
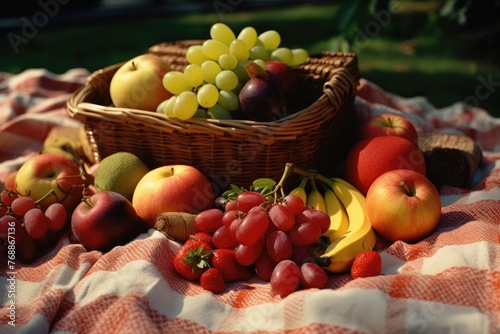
[265,60,297,101]
[15,153,85,211]
[132,165,215,228]
[71,191,147,252]
[359,113,419,143]
[366,169,441,243]
[109,53,173,111]
[345,136,426,195]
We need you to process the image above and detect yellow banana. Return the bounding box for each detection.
[317,177,377,273]
[288,176,308,204]
[321,185,349,242]
[306,179,327,213]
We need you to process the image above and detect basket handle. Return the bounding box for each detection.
[322,67,358,111]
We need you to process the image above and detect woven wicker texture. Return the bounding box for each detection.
[66,40,360,192]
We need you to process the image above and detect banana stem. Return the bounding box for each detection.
[310,178,319,192]
[298,175,308,188]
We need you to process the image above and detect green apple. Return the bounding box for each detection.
[109,54,173,111]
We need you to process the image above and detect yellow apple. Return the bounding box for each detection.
[109,54,172,111]
[366,169,441,243]
[15,153,85,211]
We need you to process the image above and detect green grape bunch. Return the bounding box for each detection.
[157,23,309,120]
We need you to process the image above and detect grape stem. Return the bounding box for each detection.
[282,163,335,188]
[265,163,335,201]
[35,189,56,205]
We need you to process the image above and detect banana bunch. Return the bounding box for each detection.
[289,176,376,274]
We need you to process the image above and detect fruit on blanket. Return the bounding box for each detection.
[236,191,267,213]
[0,215,24,245]
[200,268,225,294]
[23,208,49,240]
[345,136,426,195]
[44,203,68,232]
[269,203,296,231]
[4,171,17,191]
[236,206,269,246]
[109,53,173,111]
[132,165,215,228]
[299,262,328,289]
[350,251,382,279]
[194,208,224,233]
[154,212,198,243]
[270,259,301,298]
[315,177,377,274]
[295,208,330,235]
[255,250,277,281]
[288,177,308,204]
[94,152,149,201]
[212,248,251,282]
[266,230,293,263]
[170,173,342,295]
[306,179,327,213]
[366,169,441,243]
[235,237,265,266]
[71,191,147,252]
[0,187,73,263]
[173,236,213,281]
[11,196,36,216]
[239,61,287,121]
[41,126,95,165]
[192,231,215,248]
[321,183,349,241]
[359,113,419,144]
[15,153,85,211]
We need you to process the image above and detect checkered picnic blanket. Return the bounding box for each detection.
[0,68,499,333]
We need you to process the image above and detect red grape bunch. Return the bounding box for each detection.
[193,183,330,297]
[0,186,69,263]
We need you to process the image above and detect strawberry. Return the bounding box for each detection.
[211,249,250,282]
[200,268,226,293]
[173,238,212,281]
[192,232,214,248]
[350,251,382,279]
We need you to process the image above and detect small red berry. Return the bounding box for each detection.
[200,268,226,294]
[350,251,382,279]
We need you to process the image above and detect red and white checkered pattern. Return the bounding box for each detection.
[0,69,499,333]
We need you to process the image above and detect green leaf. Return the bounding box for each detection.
[252,178,276,190]
[221,189,234,199]
[230,184,242,193]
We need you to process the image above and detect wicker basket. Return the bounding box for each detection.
[66,40,360,193]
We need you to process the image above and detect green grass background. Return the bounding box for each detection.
[1,3,499,117]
